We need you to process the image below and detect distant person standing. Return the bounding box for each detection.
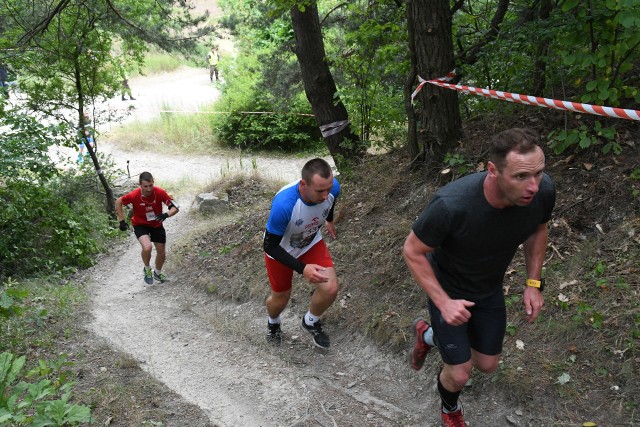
[207,46,220,82]
[119,59,136,101]
[116,172,179,284]
[263,158,341,348]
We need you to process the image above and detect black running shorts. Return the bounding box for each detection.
[133,225,166,244]
[428,289,506,365]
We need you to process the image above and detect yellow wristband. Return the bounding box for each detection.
[526,279,542,288]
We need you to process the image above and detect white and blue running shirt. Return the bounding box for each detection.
[266,177,340,259]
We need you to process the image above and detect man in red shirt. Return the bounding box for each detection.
[116,172,179,284]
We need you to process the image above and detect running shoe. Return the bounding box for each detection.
[410,317,433,371]
[266,322,282,345]
[301,317,330,348]
[153,270,167,283]
[143,267,153,285]
[441,405,466,427]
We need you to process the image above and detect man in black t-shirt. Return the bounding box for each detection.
[403,128,556,427]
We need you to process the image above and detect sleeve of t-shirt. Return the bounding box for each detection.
[331,178,341,198]
[266,196,293,235]
[411,195,452,249]
[157,188,173,206]
[540,174,556,224]
[120,190,135,206]
[326,178,341,222]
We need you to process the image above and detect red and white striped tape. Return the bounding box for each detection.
[413,74,640,121]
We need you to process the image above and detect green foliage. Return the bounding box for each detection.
[0,165,116,278]
[0,278,29,319]
[453,0,640,136]
[325,2,408,148]
[573,302,603,330]
[547,122,619,155]
[559,0,640,105]
[442,152,474,178]
[0,352,91,426]
[0,112,64,182]
[217,0,409,152]
[1,0,209,124]
[212,53,322,151]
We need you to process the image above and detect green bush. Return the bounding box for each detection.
[0,168,116,278]
[212,52,322,152]
[213,98,322,151]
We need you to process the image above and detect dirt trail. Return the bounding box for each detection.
[84,64,439,427]
[84,65,530,427]
[82,64,430,426]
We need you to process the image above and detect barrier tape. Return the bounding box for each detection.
[320,120,349,137]
[129,109,315,117]
[410,71,457,104]
[413,72,640,121]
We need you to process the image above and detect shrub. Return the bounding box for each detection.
[0,166,116,278]
[0,352,91,426]
[212,53,323,152]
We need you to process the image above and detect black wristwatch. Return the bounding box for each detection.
[526,278,545,291]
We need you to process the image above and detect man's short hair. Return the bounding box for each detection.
[489,128,541,171]
[139,171,154,184]
[301,158,332,183]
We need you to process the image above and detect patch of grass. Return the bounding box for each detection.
[137,52,188,75]
[106,108,220,155]
[0,276,87,356]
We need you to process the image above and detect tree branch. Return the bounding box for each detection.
[16,0,71,46]
[457,0,510,65]
[319,2,348,27]
[451,0,464,15]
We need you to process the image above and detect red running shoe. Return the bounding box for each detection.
[441,406,466,427]
[409,317,433,371]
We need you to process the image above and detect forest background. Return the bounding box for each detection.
[1,0,639,426]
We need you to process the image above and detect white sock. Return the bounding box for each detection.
[268,315,282,325]
[304,311,319,326]
[155,269,161,274]
[423,327,435,347]
[442,404,459,413]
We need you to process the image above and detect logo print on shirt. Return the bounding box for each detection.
[290,231,316,249]
[305,217,320,230]
[295,218,304,226]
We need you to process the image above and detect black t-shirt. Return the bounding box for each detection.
[412,171,556,299]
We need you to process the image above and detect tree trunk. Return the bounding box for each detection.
[74,58,116,216]
[404,0,419,162]
[290,1,365,169]
[532,0,553,96]
[412,0,463,165]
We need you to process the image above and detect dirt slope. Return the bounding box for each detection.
[79,65,551,426]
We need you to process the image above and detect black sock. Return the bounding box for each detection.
[437,374,461,412]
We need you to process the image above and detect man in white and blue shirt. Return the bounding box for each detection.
[263,158,340,348]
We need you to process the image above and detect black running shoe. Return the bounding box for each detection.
[301,317,330,348]
[266,322,282,345]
